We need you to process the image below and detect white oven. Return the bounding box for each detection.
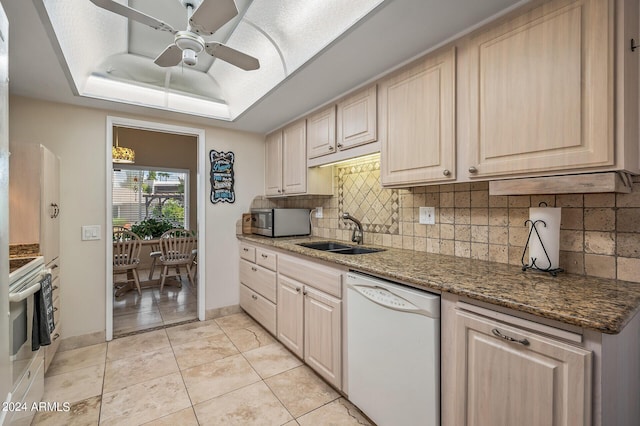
[6,257,46,425]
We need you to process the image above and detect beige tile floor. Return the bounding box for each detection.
[34,313,372,425]
[113,268,198,337]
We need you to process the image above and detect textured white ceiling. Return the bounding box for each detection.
[5,0,528,133]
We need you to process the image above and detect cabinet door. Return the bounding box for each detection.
[380,47,456,186]
[265,131,283,196]
[464,0,612,177]
[307,106,336,159]
[40,146,60,264]
[304,286,342,389]
[277,276,304,358]
[336,85,377,150]
[451,309,592,426]
[282,120,307,195]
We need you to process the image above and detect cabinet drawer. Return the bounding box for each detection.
[256,248,277,271]
[44,323,62,373]
[52,294,61,327]
[240,259,277,303]
[239,243,256,263]
[51,276,60,301]
[278,255,342,298]
[240,284,276,335]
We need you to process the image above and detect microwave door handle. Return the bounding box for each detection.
[9,282,42,303]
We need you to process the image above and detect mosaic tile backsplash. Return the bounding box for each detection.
[251,156,640,283]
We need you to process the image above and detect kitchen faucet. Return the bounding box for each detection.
[341,212,363,244]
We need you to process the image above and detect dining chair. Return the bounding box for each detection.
[158,228,197,292]
[113,229,143,295]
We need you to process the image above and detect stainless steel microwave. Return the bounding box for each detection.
[251,208,311,237]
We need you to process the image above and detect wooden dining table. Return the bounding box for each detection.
[113,238,183,297]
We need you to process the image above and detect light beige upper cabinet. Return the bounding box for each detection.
[265,119,332,197]
[462,0,614,178]
[10,143,60,264]
[336,85,377,150]
[282,120,307,195]
[264,131,283,196]
[446,306,592,426]
[307,105,336,159]
[380,47,456,187]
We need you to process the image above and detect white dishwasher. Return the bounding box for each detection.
[346,272,440,426]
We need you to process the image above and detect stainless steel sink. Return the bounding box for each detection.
[297,241,352,251]
[297,241,385,255]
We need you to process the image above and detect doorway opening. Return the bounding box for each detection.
[105,117,206,341]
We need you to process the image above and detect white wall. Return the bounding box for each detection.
[9,95,265,338]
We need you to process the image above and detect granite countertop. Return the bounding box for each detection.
[237,234,640,334]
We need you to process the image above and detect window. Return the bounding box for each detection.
[112,167,189,230]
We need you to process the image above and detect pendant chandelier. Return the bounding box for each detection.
[112,127,135,164]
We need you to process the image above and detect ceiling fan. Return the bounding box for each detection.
[89,0,260,70]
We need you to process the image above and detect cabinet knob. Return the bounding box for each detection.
[468,166,478,174]
[328,146,334,151]
[442,169,451,177]
[277,189,282,193]
[251,294,258,300]
[243,248,249,252]
[303,290,308,296]
[337,143,343,149]
[251,267,257,272]
[296,287,301,293]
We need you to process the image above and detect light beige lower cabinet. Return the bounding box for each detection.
[277,275,304,357]
[277,253,343,390]
[238,243,277,335]
[238,241,345,391]
[442,293,640,426]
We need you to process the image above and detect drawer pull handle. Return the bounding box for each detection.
[243,248,249,252]
[53,333,60,341]
[53,307,58,312]
[251,267,257,272]
[251,294,258,300]
[296,287,301,293]
[492,328,529,346]
[261,254,268,258]
[52,285,59,291]
[51,264,59,270]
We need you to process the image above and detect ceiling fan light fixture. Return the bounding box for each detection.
[182,49,198,66]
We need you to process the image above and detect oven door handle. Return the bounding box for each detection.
[9,282,41,303]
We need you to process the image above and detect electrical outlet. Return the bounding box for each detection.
[419,207,436,225]
[315,207,323,218]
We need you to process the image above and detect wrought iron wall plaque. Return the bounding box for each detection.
[210,150,235,203]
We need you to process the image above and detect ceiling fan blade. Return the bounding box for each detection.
[89,0,176,33]
[205,42,259,70]
[190,0,238,35]
[154,45,183,67]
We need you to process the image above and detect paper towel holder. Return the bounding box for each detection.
[521,218,564,277]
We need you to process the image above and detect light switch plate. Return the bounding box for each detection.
[315,207,323,218]
[419,207,436,225]
[82,225,101,241]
